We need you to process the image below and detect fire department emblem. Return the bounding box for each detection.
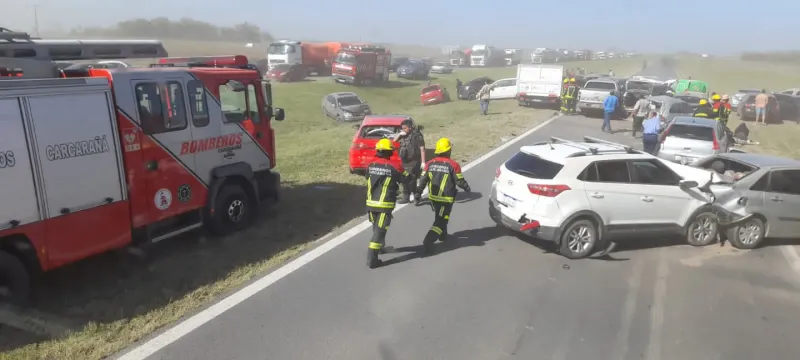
[122,128,140,152]
[154,188,172,210]
[177,184,191,203]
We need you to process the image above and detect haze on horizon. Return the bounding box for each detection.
[5,0,797,54]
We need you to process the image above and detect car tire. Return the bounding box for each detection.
[209,184,253,236]
[727,217,766,250]
[558,219,598,259]
[469,93,477,101]
[686,212,718,246]
[0,250,31,306]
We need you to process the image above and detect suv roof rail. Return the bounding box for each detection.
[549,136,599,155]
[582,136,637,153]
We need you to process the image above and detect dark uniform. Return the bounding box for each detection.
[365,149,410,268]
[563,80,579,113]
[693,103,714,118]
[415,142,471,253]
[398,126,425,203]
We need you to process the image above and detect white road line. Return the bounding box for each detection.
[645,253,668,360]
[116,114,564,360]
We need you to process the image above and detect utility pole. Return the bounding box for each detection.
[33,4,40,37]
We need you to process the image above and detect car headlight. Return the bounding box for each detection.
[344,112,353,118]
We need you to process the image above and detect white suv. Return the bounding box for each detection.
[489,136,716,259]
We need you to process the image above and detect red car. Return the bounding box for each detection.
[265,64,306,82]
[420,84,450,106]
[349,115,409,173]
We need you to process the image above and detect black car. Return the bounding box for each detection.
[389,56,409,72]
[396,60,429,80]
[773,93,800,123]
[457,77,494,100]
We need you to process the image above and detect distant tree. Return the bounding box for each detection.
[740,51,800,63]
[69,17,272,43]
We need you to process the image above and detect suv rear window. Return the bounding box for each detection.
[584,81,616,90]
[504,152,564,179]
[667,124,714,141]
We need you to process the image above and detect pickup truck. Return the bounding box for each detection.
[577,77,627,117]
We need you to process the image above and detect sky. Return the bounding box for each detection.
[5,0,798,54]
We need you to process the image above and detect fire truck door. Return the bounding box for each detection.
[213,82,271,172]
[26,91,131,265]
[134,80,202,223]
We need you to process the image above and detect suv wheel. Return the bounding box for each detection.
[727,217,765,249]
[559,219,597,259]
[686,212,718,246]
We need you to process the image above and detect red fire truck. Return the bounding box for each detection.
[0,32,286,304]
[331,45,391,86]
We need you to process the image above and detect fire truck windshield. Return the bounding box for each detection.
[268,44,295,54]
[219,84,260,123]
[334,52,357,66]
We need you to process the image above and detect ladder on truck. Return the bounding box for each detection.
[1,29,168,79]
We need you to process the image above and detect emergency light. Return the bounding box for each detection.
[154,55,251,69]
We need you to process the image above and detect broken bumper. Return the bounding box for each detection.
[489,198,557,241]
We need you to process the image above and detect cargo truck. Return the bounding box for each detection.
[516,63,564,109]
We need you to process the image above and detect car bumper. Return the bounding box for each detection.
[489,198,557,241]
[656,150,705,165]
[578,101,605,111]
[333,75,355,84]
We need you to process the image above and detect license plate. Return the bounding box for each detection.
[589,103,600,108]
[676,156,697,165]
[532,99,543,102]
[500,193,517,208]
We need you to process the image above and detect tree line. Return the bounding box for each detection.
[69,18,273,44]
[740,51,800,63]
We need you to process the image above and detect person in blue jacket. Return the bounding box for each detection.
[602,91,619,133]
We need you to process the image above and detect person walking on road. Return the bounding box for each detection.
[364,139,411,268]
[630,96,651,137]
[601,91,619,133]
[415,138,471,254]
[476,79,493,115]
[560,78,579,114]
[641,111,662,155]
[392,119,426,204]
[755,89,769,126]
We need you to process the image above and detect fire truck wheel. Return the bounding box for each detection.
[210,185,253,235]
[0,250,30,305]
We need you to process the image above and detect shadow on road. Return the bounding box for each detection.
[3,181,365,351]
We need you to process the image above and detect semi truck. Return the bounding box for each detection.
[504,49,523,66]
[530,49,560,64]
[331,45,391,86]
[0,32,286,304]
[449,49,472,67]
[267,40,354,76]
[470,45,505,67]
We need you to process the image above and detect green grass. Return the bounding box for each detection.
[0,57,643,360]
[675,57,800,159]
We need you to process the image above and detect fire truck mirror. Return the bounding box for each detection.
[274,107,286,121]
[225,80,246,92]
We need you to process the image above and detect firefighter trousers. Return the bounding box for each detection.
[368,211,393,251]
[423,201,453,248]
[561,97,576,113]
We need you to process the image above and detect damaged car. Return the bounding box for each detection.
[321,92,372,122]
[692,152,800,249]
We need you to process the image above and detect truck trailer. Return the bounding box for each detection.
[267,40,355,76]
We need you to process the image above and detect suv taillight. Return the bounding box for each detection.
[528,184,570,197]
[495,167,501,178]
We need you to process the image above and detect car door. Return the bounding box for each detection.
[759,169,800,237]
[324,95,335,117]
[628,159,704,231]
[580,160,652,233]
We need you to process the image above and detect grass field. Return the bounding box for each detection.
[675,57,800,159]
[0,56,644,360]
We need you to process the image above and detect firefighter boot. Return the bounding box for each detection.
[367,226,386,269]
[422,226,444,254]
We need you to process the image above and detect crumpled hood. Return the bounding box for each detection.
[341,104,370,114]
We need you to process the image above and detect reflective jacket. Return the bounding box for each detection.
[365,158,409,212]
[564,85,579,99]
[712,102,732,121]
[693,105,713,118]
[418,157,471,203]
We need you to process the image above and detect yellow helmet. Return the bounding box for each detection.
[375,138,394,151]
[563,78,569,84]
[698,99,708,105]
[434,138,453,154]
[711,94,721,101]
[569,78,576,83]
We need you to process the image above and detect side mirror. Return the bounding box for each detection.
[679,180,699,189]
[226,80,246,92]
[274,108,285,121]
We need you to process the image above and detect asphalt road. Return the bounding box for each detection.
[120,63,800,360]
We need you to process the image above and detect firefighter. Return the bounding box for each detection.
[710,94,722,119]
[560,78,570,113]
[717,94,733,126]
[414,138,471,254]
[365,138,411,269]
[693,99,713,118]
[565,78,579,113]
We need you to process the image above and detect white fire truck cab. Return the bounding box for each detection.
[0,32,286,304]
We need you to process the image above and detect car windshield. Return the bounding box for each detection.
[668,124,714,141]
[360,125,401,139]
[337,96,363,106]
[422,86,439,93]
[504,152,564,179]
[334,52,357,65]
[627,81,652,91]
[271,64,292,71]
[472,50,486,56]
[584,81,616,90]
[268,44,295,54]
